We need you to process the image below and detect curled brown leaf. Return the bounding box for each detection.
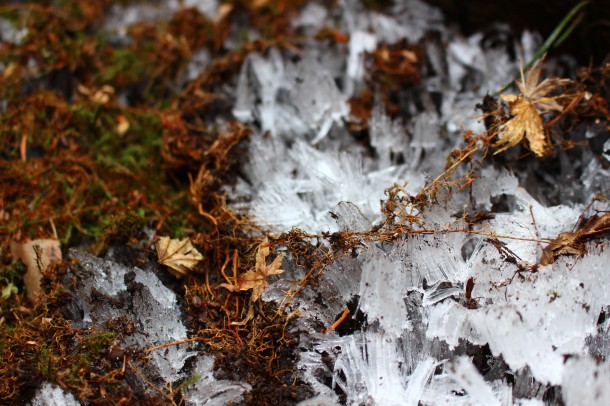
[155,236,203,278]
[541,213,610,265]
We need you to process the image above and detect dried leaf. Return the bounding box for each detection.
[214,4,233,24]
[10,239,62,302]
[2,62,17,80]
[541,213,610,265]
[495,56,570,157]
[116,115,130,136]
[231,305,255,326]
[219,237,285,302]
[498,95,547,156]
[155,236,203,278]
[77,84,115,105]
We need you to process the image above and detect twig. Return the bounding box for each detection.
[144,337,199,353]
[127,361,175,404]
[324,307,349,334]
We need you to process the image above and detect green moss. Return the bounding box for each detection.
[33,345,54,381]
[0,261,26,285]
[102,48,149,85]
[176,373,201,394]
[0,9,20,26]
[80,331,117,358]
[1,282,18,300]
[0,0,276,402]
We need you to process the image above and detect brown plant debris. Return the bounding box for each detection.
[155,236,204,278]
[10,239,62,303]
[495,56,571,156]
[541,213,610,265]
[220,237,285,302]
[463,277,478,309]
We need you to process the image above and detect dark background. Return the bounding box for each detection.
[424,0,610,64]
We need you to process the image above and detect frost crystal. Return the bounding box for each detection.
[233,50,348,141]
[30,383,80,406]
[447,356,509,406]
[562,356,610,405]
[391,233,469,289]
[358,249,409,337]
[227,3,610,399]
[183,356,252,405]
[68,250,195,382]
[330,333,410,405]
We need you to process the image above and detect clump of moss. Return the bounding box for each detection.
[0,1,313,403]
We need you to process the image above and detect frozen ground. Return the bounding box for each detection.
[29,1,610,405]
[227,2,610,401]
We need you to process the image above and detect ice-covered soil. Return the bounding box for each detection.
[30,0,610,405]
[61,249,252,404]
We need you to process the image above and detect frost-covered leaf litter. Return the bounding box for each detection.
[25,0,610,404]
[227,1,610,405]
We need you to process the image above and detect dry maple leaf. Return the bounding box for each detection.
[155,236,203,278]
[495,56,570,157]
[220,237,285,302]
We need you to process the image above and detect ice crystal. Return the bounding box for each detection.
[68,250,195,382]
[233,50,348,141]
[30,383,80,406]
[329,333,410,405]
[227,4,610,398]
[358,249,409,337]
[428,244,610,385]
[562,356,610,405]
[447,356,511,405]
[183,356,252,405]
